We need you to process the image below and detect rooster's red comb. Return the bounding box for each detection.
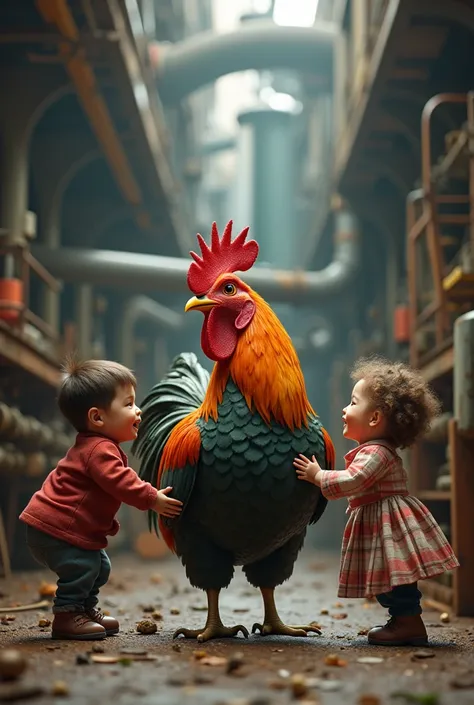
[187,220,259,296]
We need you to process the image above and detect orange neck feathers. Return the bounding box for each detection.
[200,291,314,430]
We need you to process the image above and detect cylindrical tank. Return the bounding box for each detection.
[454,309,474,432]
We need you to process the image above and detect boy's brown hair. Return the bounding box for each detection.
[58,358,137,432]
[351,356,441,449]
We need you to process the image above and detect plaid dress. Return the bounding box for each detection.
[320,440,460,598]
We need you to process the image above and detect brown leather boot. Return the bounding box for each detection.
[368,615,428,646]
[52,612,106,640]
[86,608,120,636]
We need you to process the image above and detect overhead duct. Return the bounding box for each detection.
[151,19,338,105]
[33,208,358,303]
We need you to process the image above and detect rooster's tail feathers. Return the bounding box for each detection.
[131,352,209,533]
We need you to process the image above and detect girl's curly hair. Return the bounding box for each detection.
[351,356,441,449]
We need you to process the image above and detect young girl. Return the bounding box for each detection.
[294,356,459,647]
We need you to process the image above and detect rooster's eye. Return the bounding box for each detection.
[223,283,237,296]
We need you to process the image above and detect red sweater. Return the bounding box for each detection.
[20,432,158,550]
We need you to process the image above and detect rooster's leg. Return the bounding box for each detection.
[173,589,249,642]
[252,587,321,637]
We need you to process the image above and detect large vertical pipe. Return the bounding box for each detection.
[237,104,299,267]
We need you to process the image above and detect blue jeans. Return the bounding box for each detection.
[376,582,422,617]
[26,526,111,614]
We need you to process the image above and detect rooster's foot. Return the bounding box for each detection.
[251,620,321,638]
[173,623,249,643]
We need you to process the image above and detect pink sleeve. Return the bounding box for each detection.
[320,445,391,500]
[87,441,158,510]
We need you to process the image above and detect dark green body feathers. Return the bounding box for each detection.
[133,353,329,590]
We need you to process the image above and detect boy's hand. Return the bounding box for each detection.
[154,486,183,518]
[293,454,323,486]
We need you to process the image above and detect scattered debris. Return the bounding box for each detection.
[51,680,69,697]
[38,582,56,598]
[290,674,308,698]
[358,695,381,705]
[140,605,155,613]
[411,651,435,661]
[226,652,244,675]
[150,574,163,584]
[268,679,287,690]
[75,654,90,666]
[324,654,347,667]
[190,605,207,612]
[90,655,119,664]
[233,608,249,613]
[278,669,290,679]
[0,601,49,615]
[151,611,163,621]
[170,608,180,615]
[200,656,227,667]
[136,619,157,634]
[357,657,384,665]
[172,643,182,652]
[439,613,450,624]
[38,618,51,628]
[450,672,474,689]
[331,613,348,620]
[391,692,439,705]
[320,609,329,615]
[0,684,44,702]
[91,644,104,654]
[193,650,207,661]
[0,651,27,681]
[358,628,369,635]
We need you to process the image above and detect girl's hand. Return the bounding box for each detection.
[293,454,323,486]
[154,486,183,518]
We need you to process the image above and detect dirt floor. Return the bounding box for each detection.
[0,549,473,705]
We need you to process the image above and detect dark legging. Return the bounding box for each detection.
[376,582,422,617]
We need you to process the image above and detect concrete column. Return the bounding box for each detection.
[237,104,299,269]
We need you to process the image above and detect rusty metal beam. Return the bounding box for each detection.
[335,0,412,193]
[35,0,146,216]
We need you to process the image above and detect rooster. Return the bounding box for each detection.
[133,221,335,642]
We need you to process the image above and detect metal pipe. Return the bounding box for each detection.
[151,19,337,105]
[33,208,358,303]
[121,296,183,368]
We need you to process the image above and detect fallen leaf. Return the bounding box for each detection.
[411,651,435,661]
[324,654,347,667]
[192,650,207,660]
[51,680,69,696]
[357,657,384,664]
[91,655,120,664]
[358,696,381,705]
[200,656,227,667]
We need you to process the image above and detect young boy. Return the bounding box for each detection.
[20,359,182,641]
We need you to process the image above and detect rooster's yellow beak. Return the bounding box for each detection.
[184,296,217,313]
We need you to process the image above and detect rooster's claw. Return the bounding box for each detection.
[173,623,249,642]
[251,621,321,637]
